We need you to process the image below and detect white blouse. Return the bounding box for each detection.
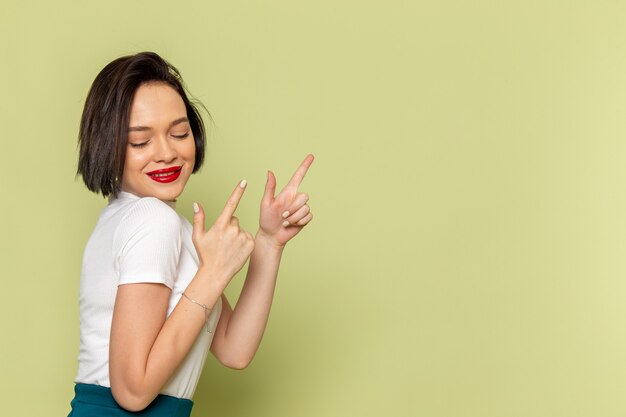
[74,190,222,399]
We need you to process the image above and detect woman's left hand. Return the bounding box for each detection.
[258,154,315,247]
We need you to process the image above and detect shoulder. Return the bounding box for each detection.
[115,197,182,241]
[128,197,179,222]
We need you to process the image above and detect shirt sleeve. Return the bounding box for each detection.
[112,197,182,289]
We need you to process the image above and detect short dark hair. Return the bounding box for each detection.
[76,51,210,198]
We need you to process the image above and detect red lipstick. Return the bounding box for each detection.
[146,166,182,183]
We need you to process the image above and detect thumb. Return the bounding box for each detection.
[262,170,276,205]
[192,201,205,242]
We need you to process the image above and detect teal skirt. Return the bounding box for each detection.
[67,383,194,416]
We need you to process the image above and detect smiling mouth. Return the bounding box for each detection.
[146,166,183,183]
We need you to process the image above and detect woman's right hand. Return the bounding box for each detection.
[192,180,255,287]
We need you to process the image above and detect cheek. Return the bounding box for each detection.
[124,149,150,173]
[183,139,196,160]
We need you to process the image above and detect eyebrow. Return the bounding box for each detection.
[128,117,189,132]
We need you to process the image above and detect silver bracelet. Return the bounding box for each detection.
[182,292,213,333]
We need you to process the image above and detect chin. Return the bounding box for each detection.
[132,180,182,201]
[152,185,184,202]
[124,174,189,201]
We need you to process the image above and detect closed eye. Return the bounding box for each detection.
[172,132,190,139]
[129,142,148,148]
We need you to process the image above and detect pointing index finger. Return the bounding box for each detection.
[287,154,315,188]
[218,179,247,223]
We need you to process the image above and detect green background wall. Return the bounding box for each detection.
[2,1,626,416]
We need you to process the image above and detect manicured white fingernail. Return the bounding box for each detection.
[282,220,290,227]
[240,179,247,188]
[193,202,199,213]
[282,211,290,218]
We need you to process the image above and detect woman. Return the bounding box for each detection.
[68,51,314,416]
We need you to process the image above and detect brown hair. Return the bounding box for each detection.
[76,51,210,198]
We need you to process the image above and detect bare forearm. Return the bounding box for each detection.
[222,230,284,366]
[111,267,224,410]
[146,269,222,381]
[214,153,314,368]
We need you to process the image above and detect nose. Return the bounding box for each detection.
[154,135,177,163]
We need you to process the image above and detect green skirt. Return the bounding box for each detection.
[67,383,194,417]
